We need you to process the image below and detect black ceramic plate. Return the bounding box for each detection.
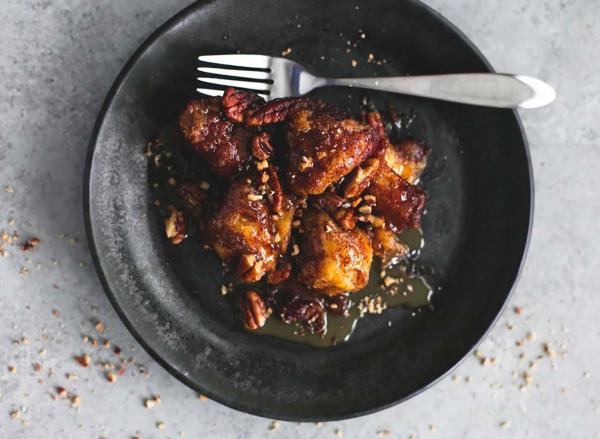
[85,0,532,421]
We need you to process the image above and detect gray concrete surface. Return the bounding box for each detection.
[0,0,598,437]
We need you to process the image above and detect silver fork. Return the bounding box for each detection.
[197,54,555,109]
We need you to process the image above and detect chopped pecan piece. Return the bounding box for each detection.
[267,262,292,285]
[333,208,356,230]
[251,132,273,160]
[326,294,352,317]
[366,111,386,137]
[236,254,266,283]
[240,290,271,330]
[266,166,284,214]
[342,158,380,198]
[280,296,327,336]
[164,205,186,245]
[313,192,344,210]
[21,237,40,252]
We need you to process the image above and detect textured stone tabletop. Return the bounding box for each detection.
[1,0,598,438]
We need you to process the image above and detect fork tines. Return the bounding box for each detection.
[197,54,273,98]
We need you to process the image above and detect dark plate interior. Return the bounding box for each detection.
[85,0,532,421]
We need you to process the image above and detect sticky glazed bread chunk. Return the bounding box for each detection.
[204,176,279,282]
[245,97,382,195]
[179,98,250,178]
[298,208,373,295]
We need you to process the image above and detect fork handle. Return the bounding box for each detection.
[325,74,555,109]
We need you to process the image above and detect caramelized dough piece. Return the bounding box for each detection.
[298,209,373,295]
[179,99,250,178]
[287,106,382,195]
[204,176,277,282]
[365,109,430,184]
[366,162,426,231]
[371,225,409,266]
[384,139,430,184]
[246,98,382,196]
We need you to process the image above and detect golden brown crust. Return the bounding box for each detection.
[384,139,430,184]
[297,209,372,295]
[366,161,426,231]
[286,106,383,195]
[204,176,278,282]
[179,99,250,178]
[370,225,409,265]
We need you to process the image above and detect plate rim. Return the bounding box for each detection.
[83,0,534,421]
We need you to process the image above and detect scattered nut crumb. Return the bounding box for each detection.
[197,393,208,401]
[95,321,105,334]
[9,409,20,419]
[70,394,81,407]
[144,395,161,408]
[335,428,343,437]
[21,237,40,252]
[269,420,280,431]
[247,193,263,201]
[106,371,117,383]
[500,421,510,429]
[377,430,390,437]
[429,424,437,432]
[281,47,292,56]
[32,363,42,372]
[256,160,269,171]
[382,276,398,287]
[74,354,90,367]
[156,421,165,430]
[543,342,556,357]
[513,306,523,315]
[351,59,358,67]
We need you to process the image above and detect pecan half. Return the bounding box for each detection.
[266,166,284,214]
[164,205,186,244]
[341,158,380,198]
[221,88,264,123]
[366,111,386,137]
[240,290,271,330]
[251,132,273,160]
[245,98,304,126]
